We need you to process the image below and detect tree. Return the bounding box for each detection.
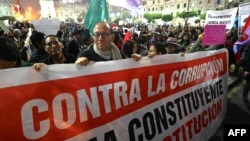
[162,14,173,22]
[178,10,197,19]
[199,13,206,20]
[144,13,162,23]
[215,7,224,11]
[189,9,197,17]
[144,13,154,23]
[65,18,74,23]
[226,1,239,9]
[122,11,132,20]
[177,11,186,19]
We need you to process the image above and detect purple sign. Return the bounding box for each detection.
[202,25,226,45]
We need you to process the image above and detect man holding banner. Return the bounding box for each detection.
[75,21,141,66]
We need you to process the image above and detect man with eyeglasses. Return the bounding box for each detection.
[75,21,141,66]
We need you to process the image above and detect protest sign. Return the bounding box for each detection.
[147,23,158,32]
[0,20,9,33]
[203,24,226,45]
[205,7,238,29]
[31,18,60,35]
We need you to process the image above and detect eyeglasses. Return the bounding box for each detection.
[93,32,112,38]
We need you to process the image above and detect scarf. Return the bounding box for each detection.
[93,43,122,60]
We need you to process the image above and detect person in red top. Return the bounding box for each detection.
[113,31,123,50]
[123,30,132,45]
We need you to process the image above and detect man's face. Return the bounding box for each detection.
[44,36,63,56]
[165,44,176,54]
[93,23,114,51]
[75,34,82,41]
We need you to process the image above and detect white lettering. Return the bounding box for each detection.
[171,71,179,89]
[129,78,142,104]
[52,93,76,129]
[170,59,224,89]
[228,129,235,136]
[77,88,100,122]
[21,78,144,139]
[241,129,247,136]
[156,73,166,94]
[228,129,247,136]
[99,84,113,113]
[147,75,154,97]
[21,99,49,140]
[148,73,166,97]
[114,81,128,109]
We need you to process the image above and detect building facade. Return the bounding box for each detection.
[54,0,87,21]
[142,0,250,17]
[0,0,14,17]
[0,0,87,22]
[1,0,250,22]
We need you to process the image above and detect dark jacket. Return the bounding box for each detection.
[29,48,48,63]
[77,45,126,62]
[41,53,76,65]
[65,38,82,57]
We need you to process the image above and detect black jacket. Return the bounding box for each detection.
[77,45,126,62]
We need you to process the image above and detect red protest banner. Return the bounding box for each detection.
[0,49,228,141]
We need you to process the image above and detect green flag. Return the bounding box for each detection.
[83,0,110,36]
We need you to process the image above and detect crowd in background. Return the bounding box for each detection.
[0,20,246,76]
[0,21,240,68]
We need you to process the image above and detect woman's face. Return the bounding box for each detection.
[183,35,189,40]
[132,44,138,54]
[148,45,158,57]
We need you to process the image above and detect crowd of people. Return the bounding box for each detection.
[1,19,250,102]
